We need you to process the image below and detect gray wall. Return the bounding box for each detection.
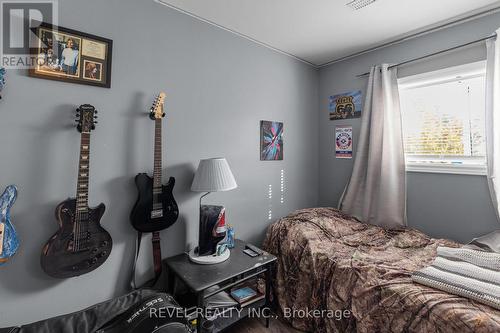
[319,12,500,243]
[3,0,499,327]
[0,0,318,326]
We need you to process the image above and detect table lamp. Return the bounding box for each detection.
[189,158,237,264]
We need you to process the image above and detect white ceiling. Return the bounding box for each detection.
[157,0,500,66]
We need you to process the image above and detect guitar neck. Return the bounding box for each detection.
[153,118,162,190]
[76,132,90,213]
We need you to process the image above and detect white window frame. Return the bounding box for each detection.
[406,156,487,175]
[398,61,487,176]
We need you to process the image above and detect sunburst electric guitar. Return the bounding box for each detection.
[41,105,112,278]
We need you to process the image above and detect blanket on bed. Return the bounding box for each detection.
[263,207,500,333]
[412,248,500,310]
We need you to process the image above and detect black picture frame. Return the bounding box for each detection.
[29,22,113,88]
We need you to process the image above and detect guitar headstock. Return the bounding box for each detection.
[76,104,98,133]
[149,92,166,120]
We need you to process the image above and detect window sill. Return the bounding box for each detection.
[406,163,487,176]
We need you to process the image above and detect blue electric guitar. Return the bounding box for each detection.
[0,185,19,265]
[0,67,5,99]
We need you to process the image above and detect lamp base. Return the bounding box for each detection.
[188,248,230,265]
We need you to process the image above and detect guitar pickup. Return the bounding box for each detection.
[151,210,163,219]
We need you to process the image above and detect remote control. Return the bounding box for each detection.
[245,244,264,255]
[243,248,258,257]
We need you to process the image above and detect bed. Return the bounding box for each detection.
[263,207,500,333]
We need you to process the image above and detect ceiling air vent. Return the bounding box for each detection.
[346,0,377,10]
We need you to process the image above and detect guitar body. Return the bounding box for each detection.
[130,173,179,232]
[41,199,112,279]
[0,185,19,265]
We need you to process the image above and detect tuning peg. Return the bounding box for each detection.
[91,125,95,130]
[94,110,98,114]
[75,119,79,122]
[162,113,165,118]
[76,108,80,112]
[94,121,98,124]
[94,115,98,119]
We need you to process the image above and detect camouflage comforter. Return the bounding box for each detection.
[263,208,500,333]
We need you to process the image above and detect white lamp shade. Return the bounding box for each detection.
[191,158,237,192]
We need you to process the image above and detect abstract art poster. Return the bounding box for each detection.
[329,90,362,120]
[335,126,352,159]
[260,120,283,160]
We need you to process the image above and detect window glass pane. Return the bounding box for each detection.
[399,75,486,159]
[468,76,486,157]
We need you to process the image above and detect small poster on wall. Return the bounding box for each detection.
[329,90,362,120]
[335,126,353,159]
[260,120,283,161]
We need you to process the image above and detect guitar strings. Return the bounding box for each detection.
[84,134,90,250]
[75,131,86,252]
[76,135,81,252]
[76,132,88,252]
[75,140,81,252]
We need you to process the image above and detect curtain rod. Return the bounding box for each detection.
[356,33,497,77]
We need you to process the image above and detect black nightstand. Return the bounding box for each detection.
[165,239,277,332]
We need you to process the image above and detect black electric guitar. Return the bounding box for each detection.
[130,92,179,233]
[41,105,112,278]
[129,93,178,285]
